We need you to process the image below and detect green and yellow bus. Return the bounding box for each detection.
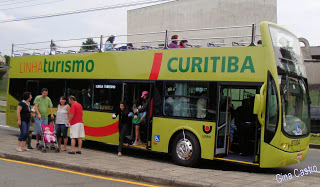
[6,22,310,168]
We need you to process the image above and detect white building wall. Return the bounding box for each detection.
[127,0,277,48]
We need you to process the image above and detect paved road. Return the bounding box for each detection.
[1,113,319,186]
[0,100,6,106]
[0,159,152,187]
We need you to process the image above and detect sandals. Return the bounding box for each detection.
[16,147,23,152]
[21,147,30,151]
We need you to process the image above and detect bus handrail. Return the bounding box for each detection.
[11,23,261,56]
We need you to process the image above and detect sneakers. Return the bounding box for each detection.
[133,140,142,146]
[36,143,40,148]
[27,145,33,149]
[16,147,23,152]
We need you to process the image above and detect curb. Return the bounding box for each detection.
[0,151,211,187]
[309,144,320,149]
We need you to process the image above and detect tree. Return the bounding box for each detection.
[4,55,10,66]
[81,38,98,50]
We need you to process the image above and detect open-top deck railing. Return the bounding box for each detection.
[12,24,261,57]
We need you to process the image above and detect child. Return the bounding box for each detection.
[44,127,56,143]
[129,100,144,146]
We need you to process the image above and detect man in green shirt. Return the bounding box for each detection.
[34,88,54,148]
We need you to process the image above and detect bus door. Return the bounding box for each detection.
[215,86,230,155]
[26,80,39,104]
[122,82,153,149]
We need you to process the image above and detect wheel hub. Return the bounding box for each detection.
[176,138,193,160]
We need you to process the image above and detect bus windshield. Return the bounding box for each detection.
[269,25,307,78]
[280,76,310,137]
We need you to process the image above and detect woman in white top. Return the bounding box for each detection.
[104,35,115,51]
[55,96,70,152]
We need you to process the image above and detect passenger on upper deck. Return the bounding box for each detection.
[50,43,57,55]
[168,35,179,48]
[179,40,188,48]
[104,35,115,51]
[127,43,133,50]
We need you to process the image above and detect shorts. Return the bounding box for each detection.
[230,133,234,142]
[70,123,85,139]
[133,123,141,126]
[34,118,48,134]
[56,124,68,139]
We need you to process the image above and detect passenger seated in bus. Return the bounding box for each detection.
[104,35,115,51]
[236,99,254,156]
[168,35,179,48]
[164,91,174,116]
[179,40,188,48]
[196,91,207,118]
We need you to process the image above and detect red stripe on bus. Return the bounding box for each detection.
[84,122,118,137]
[149,53,163,80]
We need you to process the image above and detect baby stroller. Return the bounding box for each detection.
[38,123,57,153]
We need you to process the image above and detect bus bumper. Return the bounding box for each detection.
[260,143,309,168]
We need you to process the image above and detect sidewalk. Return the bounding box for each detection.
[0,127,319,187]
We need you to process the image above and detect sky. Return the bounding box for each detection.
[0,0,319,56]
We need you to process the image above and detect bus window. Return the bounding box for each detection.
[9,79,28,101]
[66,80,92,109]
[39,79,65,107]
[163,82,208,119]
[93,81,121,111]
[265,76,279,143]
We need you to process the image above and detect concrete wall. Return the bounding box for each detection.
[305,62,320,85]
[127,0,277,47]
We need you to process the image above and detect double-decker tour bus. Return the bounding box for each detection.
[6,22,310,167]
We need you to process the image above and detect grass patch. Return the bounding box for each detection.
[310,135,320,144]
[0,77,8,100]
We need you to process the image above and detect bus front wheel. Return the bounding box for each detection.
[171,131,200,167]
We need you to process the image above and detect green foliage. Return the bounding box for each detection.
[310,135,320,144]
[4,55,10,66]
[81,38,98,50]
[0,70,6,80]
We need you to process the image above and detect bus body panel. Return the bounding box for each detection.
[151,117,215,160]
[260,142,309,168]
[10,47,266,83]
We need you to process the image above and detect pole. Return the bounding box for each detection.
[99,35,103,52]
[249,24,256,46]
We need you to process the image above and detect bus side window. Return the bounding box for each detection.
[66,80,92,109]
[92,82,121,111]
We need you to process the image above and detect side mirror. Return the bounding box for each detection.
[254,83,266,125]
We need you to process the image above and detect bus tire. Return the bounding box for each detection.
[171,131,200,167]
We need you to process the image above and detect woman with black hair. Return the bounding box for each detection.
[55,96,70,152]
[112,101,130,156]
[16,92,32,152]
[104,35,115,51]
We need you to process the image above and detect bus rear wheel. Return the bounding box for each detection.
[171,131,200,167]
